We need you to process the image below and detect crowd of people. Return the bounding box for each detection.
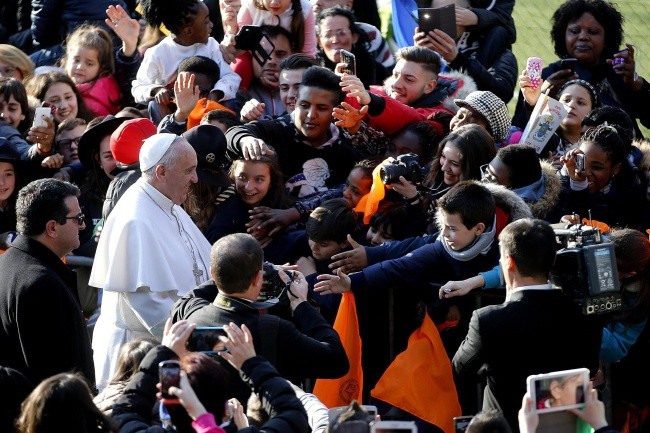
[0,0,650,432]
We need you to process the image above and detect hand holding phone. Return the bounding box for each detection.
[33,105,53,128]
[612,49,628,66]
[339,49,356,76]
[527,368,589,414]
[560,58,577,74]
[526,57,543,89]
[186,327,228,353]
[159,360,181,401]
[575,153,585,171]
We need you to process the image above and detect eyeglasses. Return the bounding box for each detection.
[480,164,497,183]
[56,137,82,149]
[321,29,351,40]
[58,213,85,226]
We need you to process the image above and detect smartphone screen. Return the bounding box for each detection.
[159,360,181,399]
[527,368,589,414]
[454,416,473,433]
[186,327,228,353]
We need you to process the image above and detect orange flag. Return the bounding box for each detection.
[355,164,386,225]
[314,292,363,407]
[371,313,461,433]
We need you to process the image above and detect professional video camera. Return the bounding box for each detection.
[550,224,622,315]
[380,153,423,185]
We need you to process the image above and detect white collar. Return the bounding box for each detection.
[140,179,175,213]
[506,283,555,302]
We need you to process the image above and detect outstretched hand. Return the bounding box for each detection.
[333,102,368,134]
[174,72,200,121]
[105,5,140,57]
[329,234,367,273]
[314,268,352,294]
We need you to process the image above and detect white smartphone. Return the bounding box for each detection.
[33,106,53,128]
[370,420,418,433]
[527,368,589,414]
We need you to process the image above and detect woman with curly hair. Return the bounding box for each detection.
[514,0,650,136]
[560,123,645,229]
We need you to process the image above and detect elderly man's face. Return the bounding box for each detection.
[159,139,198,205]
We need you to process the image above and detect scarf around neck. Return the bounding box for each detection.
[440,215,496,262]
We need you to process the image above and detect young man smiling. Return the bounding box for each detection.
[226,66,362,198]
[341,46,474,135]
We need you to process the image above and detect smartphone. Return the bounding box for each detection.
[33,105,53,128]
[560,58,577,74]
[612,49,628,66]
[235,25,275,66]
[454,416,474,433]
[370,420,418,433]
[186,326,228,353]
[527,368,589,414]
[575,153,585,171]
[418,4,456,39]
[526,57,543,89]
[159,360,181,400]
[339,49,356,76]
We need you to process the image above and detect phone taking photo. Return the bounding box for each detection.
[560,58,577,74]
[418,4,456,39]
[612,49,628,66]
[186,327,228,354]
[527,368,589,414]
[575,153,585,171]
[454,416,473,433]
[159,360,181,400]
[33,104,54,128]
[339,49,356,76]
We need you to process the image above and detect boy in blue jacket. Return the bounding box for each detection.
[314,181,500,297]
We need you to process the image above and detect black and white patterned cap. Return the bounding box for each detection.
[454,91,511,143]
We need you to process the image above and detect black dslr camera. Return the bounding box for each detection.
[550,224,622,315]
[259,261,295,302]
[380,153,423,185]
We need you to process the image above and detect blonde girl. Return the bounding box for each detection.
[62,25,122,116]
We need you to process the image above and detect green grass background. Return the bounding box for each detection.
[509,0,650,135]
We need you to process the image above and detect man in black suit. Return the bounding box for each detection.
[0,179,94,388]
[452,219,600,432]
[173,233,348,401]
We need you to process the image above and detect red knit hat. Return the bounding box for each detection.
[110,118,157,165]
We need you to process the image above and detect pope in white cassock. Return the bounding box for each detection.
[89,133,211,390]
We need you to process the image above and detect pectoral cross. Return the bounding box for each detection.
[193,262,204,285]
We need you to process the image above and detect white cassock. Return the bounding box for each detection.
[89,178,211,390]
